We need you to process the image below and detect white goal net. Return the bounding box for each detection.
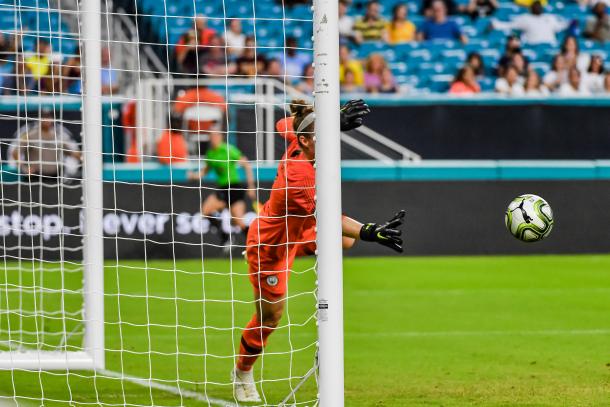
[0,0,342,405]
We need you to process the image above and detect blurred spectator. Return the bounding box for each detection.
[235,36,257,76]
[495,64,525,95]
[339,45,364,87]
[514,0,547,7]
[582,54,605,92]
[387,4,416,43]
[497,35,526,76]
[256,55,267,76]
[354,1,388,42]
[174,83,226,134]
[5,54,34,95]
[558,67,591,95]
[158,113,188,165]
[12,108,81,183]
[603,72,610,93]
[379,67,399,93]
[584,3,610,42]
[364,53,387,92]
[284,37,311,80]
[176,29,200,74]
[417,1,468,43]
[449,66,481,94]
[201,37,234,76]
[466,52,485,78]
[339,0,362,44]
[121,100,140,163]
[101,47,119,94]
[492,2,569,45]
[0,36,15,90]
[543,54,568,91]
[25,40,51,80]
[225,19,246,57]
[175,16,217,74]
[341,69,365,93]
[39,64,62,94]
[0,33,10,53]
[422,0,458,16]
[560,36,590,72]
[510,51,529,78]
[297,65,314,94]
[265,58,284,80]
[61,47,81,94]
[463,0,498,20]
[523,70,549,95]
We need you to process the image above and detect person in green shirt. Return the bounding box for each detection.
[188,132,256,241]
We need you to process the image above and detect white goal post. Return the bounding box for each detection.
[313,0,345,406]
[0,0,105,371]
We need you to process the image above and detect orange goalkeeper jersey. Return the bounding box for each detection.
[246,116,316,274]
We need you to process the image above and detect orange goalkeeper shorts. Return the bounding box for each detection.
[246,219,316,301]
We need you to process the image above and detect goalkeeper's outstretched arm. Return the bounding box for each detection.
[341,210,406,253]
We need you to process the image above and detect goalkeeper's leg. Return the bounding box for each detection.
[234,262,287,402]
[234,295,285,402]
[237,296,285,372]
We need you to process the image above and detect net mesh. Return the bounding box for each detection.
[0,0,318,405]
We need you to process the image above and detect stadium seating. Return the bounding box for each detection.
[123,0,610,93]
[5,0,610,93]
[0,0,76,55]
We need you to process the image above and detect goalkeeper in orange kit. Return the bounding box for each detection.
[232,99,405,402]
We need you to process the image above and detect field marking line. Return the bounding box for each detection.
[99,369,239,407]
[0,342,239,407]
[349,328,610,338]
[352,287,610,296]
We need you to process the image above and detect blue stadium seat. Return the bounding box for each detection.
[429,74,453,92]
[389,62,408,75]
[522,49,538,62]
[406,49,434,65]
[479,77,495,92]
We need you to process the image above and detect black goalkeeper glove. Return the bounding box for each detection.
[340,99,370,131]
[359,210,405,253]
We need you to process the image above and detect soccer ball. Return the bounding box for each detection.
[505,194,554,242]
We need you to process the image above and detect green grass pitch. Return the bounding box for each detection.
[1,255,609,406]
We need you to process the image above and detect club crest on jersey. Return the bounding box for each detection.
[266,275,279,287]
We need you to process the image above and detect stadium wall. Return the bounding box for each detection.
[4,98,610,161]
[361,99,610,160]
[0,180,608,260]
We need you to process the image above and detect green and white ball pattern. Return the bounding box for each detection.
[505,194,554,242]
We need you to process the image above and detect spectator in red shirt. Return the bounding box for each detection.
[121,100,140,163]
[157,114,189,165]
[173,84,226,133]
[449,66,481,94]
[175,16,217,74]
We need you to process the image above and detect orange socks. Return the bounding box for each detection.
[236,314,274,372]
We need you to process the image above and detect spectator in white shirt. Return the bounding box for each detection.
[283,37,312,81]
[582,54,605,93]
[603,72,610,93]
[492,1,569,45]
[560,35,590,72]
[225,19,246,57]
[543,54,568,91]
[523,70,549,95]
[495,64,525,95]
[559,67,592,95]
[339,0,362,44]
